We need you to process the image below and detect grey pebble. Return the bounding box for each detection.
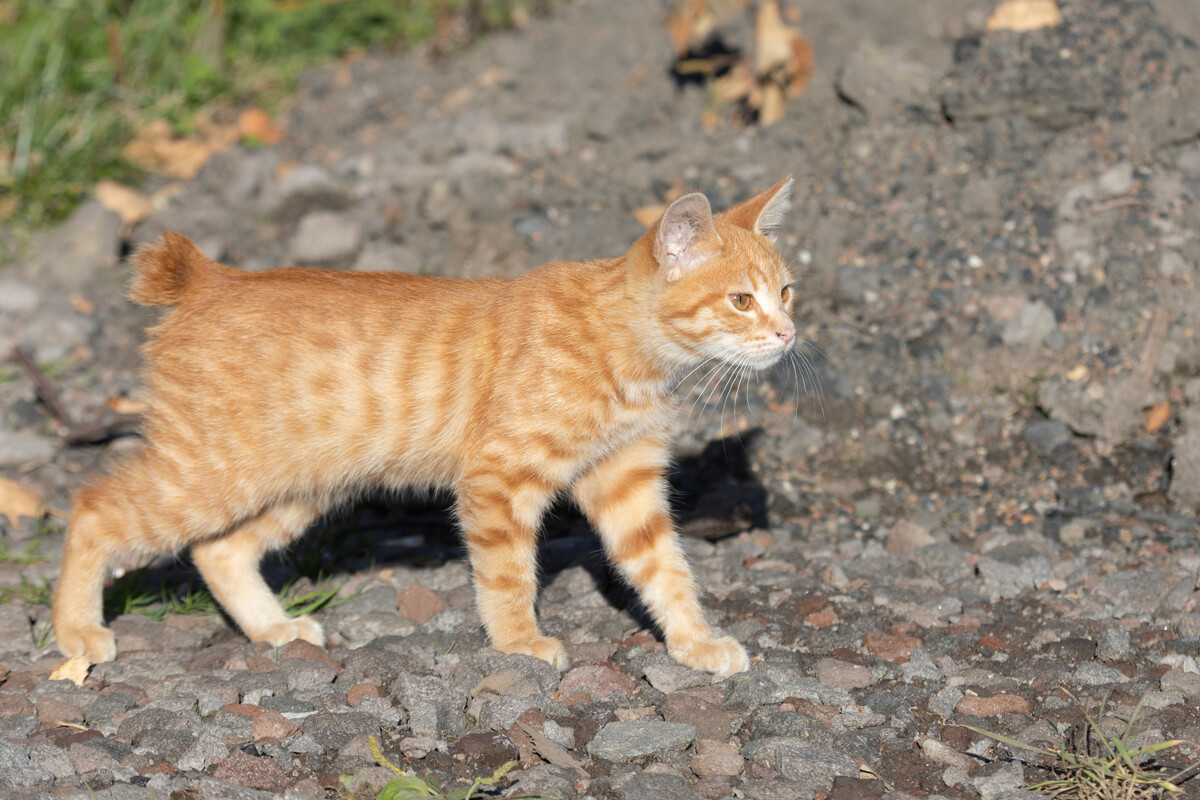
[1096,627,1131,661]
[586,720,696,761]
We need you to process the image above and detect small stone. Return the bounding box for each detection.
[690,738,743,778]
[921,737,975,771]
[864,632,919,663]
[266,164,349,219]
[974,761,1026,800]
[1058,518,1099,544]
[0,432,56,468]
[1160,250,1192,279]
[352,241,423,273]
[586,720,696,761]
[346,682,384,707]
[213,749,287,791]
[1160,669,1200,701]
[0,280,40,312]
[1096,627,1132,661]
[1002,301,1057,347]
[1073,662,1130,686]
[1179,148,1200,176]
[251,710,299,742]
[289,211,363,266]
[558,664,638,703]
[392,674,466,739]
[900,647,944,682]
[454,731,519,769]
[395,584,446,624]
[617,773,707,800]
[929,686,964,718]
[1023,419,1071,455]
[885,520,935,556]
[399,735,436,759]
[955,693,1031,716]
[1097,162,1134,197]
[196,776,277,800]
[643,663,711,694]
[815,658,874,689]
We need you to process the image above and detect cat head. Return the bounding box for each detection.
[642,178,797,371]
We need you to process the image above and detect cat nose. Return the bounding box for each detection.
[776,326,796,345]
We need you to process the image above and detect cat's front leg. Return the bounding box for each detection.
[572,437,749,677]
[458,468,566,669]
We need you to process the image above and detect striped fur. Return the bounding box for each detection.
[52,179,796,675]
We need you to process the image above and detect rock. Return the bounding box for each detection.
[213,749,287,791]
[747,740,859,789]
[1073,662,1130,686]
[351,241,423,273]
[297,711,380,751]
[955,693,1031,716]
[921,737,975,771]
[196,776,277,800]
[642,664,711,694]
[289,211,363,266]
[690,738,744,778]
[20,200,120,289]
[586,720,696,761]
[884,520,935,556]
[1097,162,1134,197]
[929,686,964,718]
[1170,409,1200,512]
[836,40,936,118]
[617,773,706,800]
[17,302,98,363]
[392,674,466,739]
[974,761,1027,800]
[1159,250,1193,279]
[1002,301,1057,347]
[0,280,40,312]
[1096,627,1132,661]
[333,610,419,645]
[1023,419,1071,455]
[395,584,446,624]
[251,710,300,742]
[1179,147,1200,177]
[863,632,920,663]
[0,432,56,468]
[1058,518,1100,544]
[977,543,1053,599]
[815,658,874,690]
[1161,669,1200,701]
[505,764,579,799]
[1128,68,1200,149]
[265,164,350,219]
[558,664,638,703]
[454,731,519,769]
[900,647,944,682]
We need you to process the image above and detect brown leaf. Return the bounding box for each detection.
[237,108,284,146]
[68,294,95,315]
[1145,401,1171,434]
[758,82,787,126]
[985,0,1062,32]
[94,181,154,227]
[0,477,45,527]
[755,0,795,78]
[634,204,667,228]
[48,656,91,687]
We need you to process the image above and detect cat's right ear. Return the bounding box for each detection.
[654,193,719,282]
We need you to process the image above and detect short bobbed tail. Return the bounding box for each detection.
[129,232,215,307]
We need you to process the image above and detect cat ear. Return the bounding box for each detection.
[722,177,794,236]
[654,192,719,281]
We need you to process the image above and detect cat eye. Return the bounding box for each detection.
[731,294,753,311]
[781,285,792,303]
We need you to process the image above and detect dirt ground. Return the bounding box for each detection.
[2,1,1200,799]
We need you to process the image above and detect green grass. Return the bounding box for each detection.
[0,0,555,249]
[968,694,1195,800]
[339,736,552,800]
[0,576,54,605]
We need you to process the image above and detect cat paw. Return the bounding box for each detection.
[670,634,749,677]
[255,617,326,649]
[499,636,570,671]
[55,623,117,663]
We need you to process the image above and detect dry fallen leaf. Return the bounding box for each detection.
[49,656,91,687]
[1145,401,1171,434]
[95,180,154,227]
[634,204,667,228]
[125,115,239,180]
[69,294,95,315]
[108,396,149,415]
[0,477,45,527]
[1066,364,1089,382]
[237,108,285,146]
[986,0,1062,32]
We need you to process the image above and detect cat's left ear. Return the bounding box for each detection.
[654,192,721,281]
[721,177,794,237]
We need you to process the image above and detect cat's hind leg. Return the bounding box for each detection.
[572,436,749,677]
[457,467,565,669]
[190,501,324,648]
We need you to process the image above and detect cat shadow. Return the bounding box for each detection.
[104,431,770,642]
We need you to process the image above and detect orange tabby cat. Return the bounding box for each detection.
[52,178,796,676]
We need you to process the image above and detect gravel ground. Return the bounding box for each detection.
[3,1,1200,798]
